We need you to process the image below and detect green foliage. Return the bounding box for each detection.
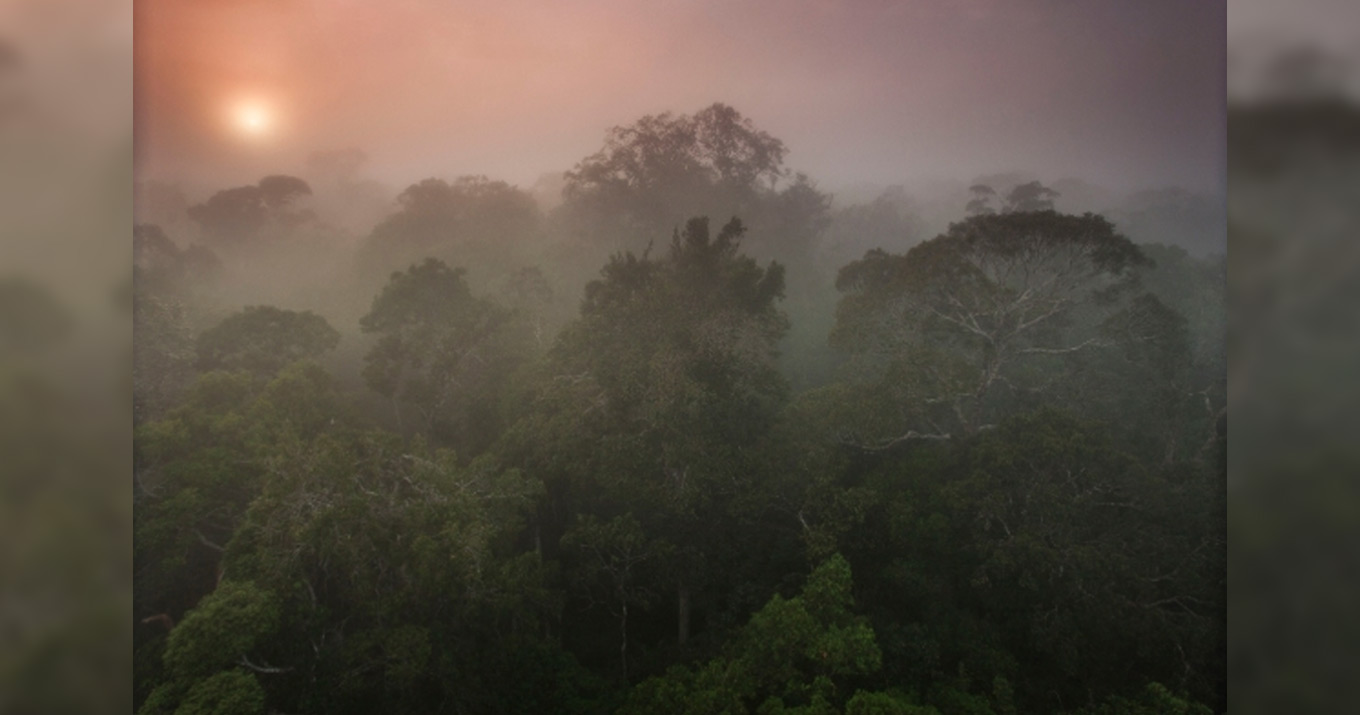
[359,258,514,450]
[195,306,340,378]
[162,581,280,681]
[844,690,939,715]
[622,555,882,715]
[570,216,788,455]
[134,115,1225,714]
[840,408,1222,712]
[1065,682,1213,715]
[175,670,266,715]
[133,291,194,424]
[832,210,1151,439]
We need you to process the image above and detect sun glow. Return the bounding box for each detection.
[233,102,273,137]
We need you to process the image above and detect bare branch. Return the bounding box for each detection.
[842,430,953,452]
[238,654,293,674]
[193,529,226,552]
[1017,338,1104,355]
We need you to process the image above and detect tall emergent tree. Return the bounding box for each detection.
[562,104,787,241]
[559,103,833,264]
[832,210,1151,443]
[359,258,511,449]
[543,216,788,648]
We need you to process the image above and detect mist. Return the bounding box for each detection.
[136,0,1224,194]
[130,2,1230,714]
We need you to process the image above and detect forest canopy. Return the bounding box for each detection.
[134,103,1226,715]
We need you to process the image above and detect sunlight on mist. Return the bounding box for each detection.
[233,102,271,136]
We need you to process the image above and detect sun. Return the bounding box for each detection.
[233,102,273,137]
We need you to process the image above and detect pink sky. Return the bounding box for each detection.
[135,0,1225,196]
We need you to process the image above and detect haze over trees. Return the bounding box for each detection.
[134,103,1225,714]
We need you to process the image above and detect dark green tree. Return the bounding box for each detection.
[219,430,548,714]
[195,306,340,378]
[563,513,671,681]
[621,555,886,715]
[832,210,1150,442]
[497,216,790,667]
[359,258,513,450]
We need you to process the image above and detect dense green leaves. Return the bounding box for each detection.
[196,306,340,378]
[622,555,882,715]
[135,106,1223,714]
[359,258,514,449]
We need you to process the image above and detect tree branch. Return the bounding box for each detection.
[842,430,953,452]
[1017,338,1104,355]
[238,654,293,674]
[193,529,226,552]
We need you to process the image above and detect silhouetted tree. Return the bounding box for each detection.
[561,103,791,251]
[1001,180,1060,212]
[187,176,314,245]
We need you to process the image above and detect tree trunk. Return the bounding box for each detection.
[677,585,690,646]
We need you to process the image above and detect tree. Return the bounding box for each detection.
[133,292,194,424]
[561,103,790,251]
[832,210,1150,442]
[535,216,788,649]
[563,513,670,681]
[195,306,340,378]
[356,176,542,286]
[621,554,884,715]
[842,409,1223,713]
[134,362,354,637]
[134,224,221,298]
[1063,682,1212,715]
[359,258,511,448]
[965,185,997,217]
[965,181,1059,215]
[133,225,221,422]
[187,175,313,245]
[825,187,929,263]
[137,580,280,715]
[1000,181,1059,212]
[218,430,546,714]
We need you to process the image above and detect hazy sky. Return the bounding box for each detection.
[135,0,1225,196]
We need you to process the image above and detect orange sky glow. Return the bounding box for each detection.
[134,0,1225,196]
